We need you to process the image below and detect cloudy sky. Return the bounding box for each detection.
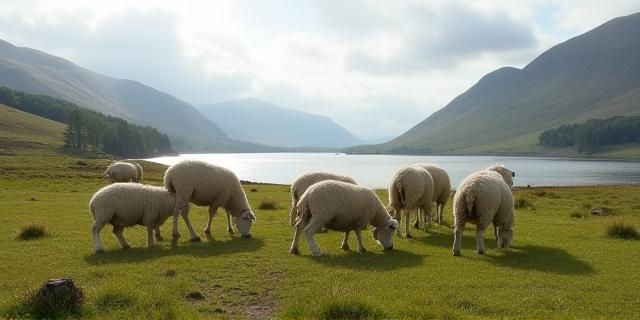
[1,0,639,140]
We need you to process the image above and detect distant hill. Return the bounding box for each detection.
[198,98,365,148]
[0,104,64,154]
[0,39,254,152]
[350,12,640,156]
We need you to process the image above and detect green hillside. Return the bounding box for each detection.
[0,104,64,154]
[350,12,640,158]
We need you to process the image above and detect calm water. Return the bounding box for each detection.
[147,153,640,188]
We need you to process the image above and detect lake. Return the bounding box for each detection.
[147,153,640,188]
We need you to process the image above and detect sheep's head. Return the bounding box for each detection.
[496,226,513,248]
[373,219,398,250]
[488,165,516,187]
[235,209,256,238]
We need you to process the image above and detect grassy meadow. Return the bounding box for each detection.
[1,105,640,319]
[1,152,640,319]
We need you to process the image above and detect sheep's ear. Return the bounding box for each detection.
[512,171,516,177]
[243,211,256,221]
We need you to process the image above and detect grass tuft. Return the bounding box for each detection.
[95,291,136,312]
[258,198,279,210]
[251,188,258,192]
[606,220,640,240]
[570,211,588,219]
[185,291,205,301]
[514,197,535,210]
[320,301,383,320]
[17,222,48,240]
[162,269,176,277]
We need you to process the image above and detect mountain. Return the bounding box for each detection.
[0,39,237,152]
[197,98,365,148]
[0,103,65,154]
[350,12,640,155]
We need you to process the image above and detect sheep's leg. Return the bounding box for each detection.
[290,219,306,254]
[354,228,367,254]
[146,225,156,248]
[403,209,412,238]
[494,225,498,247]
[341,231,350,250]
[413,209,421,229]
[453,220,464,256]
[92,222,106,253]
[304,220,324,256]
[112,226,130,249]
[154,226,164,242]
[423,205,433,232]
[226,212,234,234]
[204,206,219,235]
[180,205,201,242]
[476,228,486,255]
[171,198,189,239]
[437,204,444,225]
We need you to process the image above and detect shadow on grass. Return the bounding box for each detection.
[423,231,594,275]
[306,248,425,271]
[84,236,264,265]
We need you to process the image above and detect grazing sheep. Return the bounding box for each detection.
[452,165,516,256]
[89,183,175,253]
[414,164,451,227]
[163,160,256,242]
[290,180,398,256]
[289,172,357,226]
[388,166,434,238]
[103,161,143,183]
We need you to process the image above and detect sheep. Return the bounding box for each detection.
[452,165,516,256]
[289,172,357,226]
[163,160,256,242]
[89,183,176,253]
[413,164,451,227]
[289,180,398,256]
[388,166,434,238]
[103,161,143,183]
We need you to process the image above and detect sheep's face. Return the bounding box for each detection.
[373,219,398,250]
[489,165,516,187]
[235,210,256,238]
[497,227,513,248]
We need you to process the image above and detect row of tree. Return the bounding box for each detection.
[0,86,173,157]
[539,116,640,153]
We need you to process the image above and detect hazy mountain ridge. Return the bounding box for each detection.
[198,97,365,148]
[350,12,640,155]
[0,39,236,152]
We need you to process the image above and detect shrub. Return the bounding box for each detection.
[606,220,640,240]
[95,291,136,312]
[17,223,48,240]
[258,199,279,210]
[320,301,382,320]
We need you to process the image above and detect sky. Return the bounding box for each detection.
[1,0,639,140]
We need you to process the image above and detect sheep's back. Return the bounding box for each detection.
[292,172,356,200]
[164,160,239,205]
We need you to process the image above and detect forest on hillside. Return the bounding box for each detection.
[539,116,640,153]
[0,87,173,157]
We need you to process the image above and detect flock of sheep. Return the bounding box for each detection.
[91,160,516,257]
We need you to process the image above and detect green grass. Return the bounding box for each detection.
[2,153,640,319]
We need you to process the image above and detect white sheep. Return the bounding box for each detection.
[163,160,256,242]
[388,166,434,238]
[89,183,175,253]
[413,164,451,227]
[103,161,143,183]
[289,172,357,226]
[452,165,516,256]
[290,180,398,256]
